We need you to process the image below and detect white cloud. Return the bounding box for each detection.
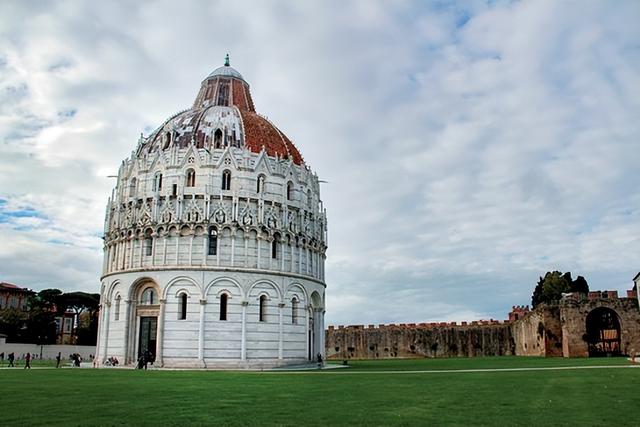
[0,0,638,325]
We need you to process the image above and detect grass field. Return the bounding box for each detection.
[1,357,638,426]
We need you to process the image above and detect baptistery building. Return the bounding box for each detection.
[96,57,327,368]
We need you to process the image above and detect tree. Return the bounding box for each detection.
[571,276,589,294]
[24,290,60,345]
[37,288,65,314]
[531,271,589,308]
[0,308,29,342]
[61,292,100,345]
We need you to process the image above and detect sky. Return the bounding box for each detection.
[0,0,639,326]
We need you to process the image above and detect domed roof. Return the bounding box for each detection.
[205,54,246,82]
[140,57,304,165]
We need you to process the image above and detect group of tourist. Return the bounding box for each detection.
[105,356,119,366]
[0,352,31,368]
[0,351,93,368]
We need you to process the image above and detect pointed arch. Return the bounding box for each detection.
[222,169,231,190]
[185,168,196,187]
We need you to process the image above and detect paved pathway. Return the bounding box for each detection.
[263,364,640,374]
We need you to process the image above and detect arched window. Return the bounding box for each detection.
[178,293,187,320]
[219,293,228,321]
[185,169,196,187]
[286,181,293,201]
[129,178,137,198]
[144,230,153,256]
[257,175,266,194]
[153,172,162,192]
[217,80,230,106]
[214,129,223,149]
[259,295,267,322]
[291,297,298,324]
[221,170,231,191]
[307,189,312,209]
[141,288,156,305]
[208,226,218,256]
[163,131,171,149]
[114,295,121,321]
[271,234,280,259]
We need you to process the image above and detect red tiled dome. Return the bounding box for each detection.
[141,61,304,165]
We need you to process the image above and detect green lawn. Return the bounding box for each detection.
[0,357,638,426]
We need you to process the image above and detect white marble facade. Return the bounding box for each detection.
[96,61,327,368]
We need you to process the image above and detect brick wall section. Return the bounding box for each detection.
[325,321,514,359]
[510,305,563,356]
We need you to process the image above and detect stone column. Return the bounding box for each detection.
[138,238,144,268]
[198,299,206,366]
[202,233,207,266]
[241,300,248,361]
[230,232,236,266]
[123,299,133,364]
[189,235,194,265]
[216,233,220,266]
[313,308,322,361]
[151,234,157,266]
[129,239,135,269]
[278,302,285,360]
[244,234,249,267]
[162,236,167,265]
[320,309,326,359]
[156,299,166,367]
[305,305,311,360]
[99,301,111,364]
[175,234,180,265]
[257,238,261,269]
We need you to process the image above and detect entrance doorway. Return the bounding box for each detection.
[585,308,621,357]
[138,316,158,361]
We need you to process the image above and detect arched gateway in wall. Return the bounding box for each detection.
[95,58,328,368]
[585,307,621,357]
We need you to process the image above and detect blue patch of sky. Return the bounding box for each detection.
[0,204,47,224]
[47,59,73,73]
[47,238,70,246]
[57,108,77,118]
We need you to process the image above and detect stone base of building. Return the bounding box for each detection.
[105,358,311,370]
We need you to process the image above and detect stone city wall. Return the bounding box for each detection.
[325,289,640,360]
[325,320,514,359]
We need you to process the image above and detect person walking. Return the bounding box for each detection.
[55,352,61,368]
[8,352,14,367]
[24,352,31,369]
